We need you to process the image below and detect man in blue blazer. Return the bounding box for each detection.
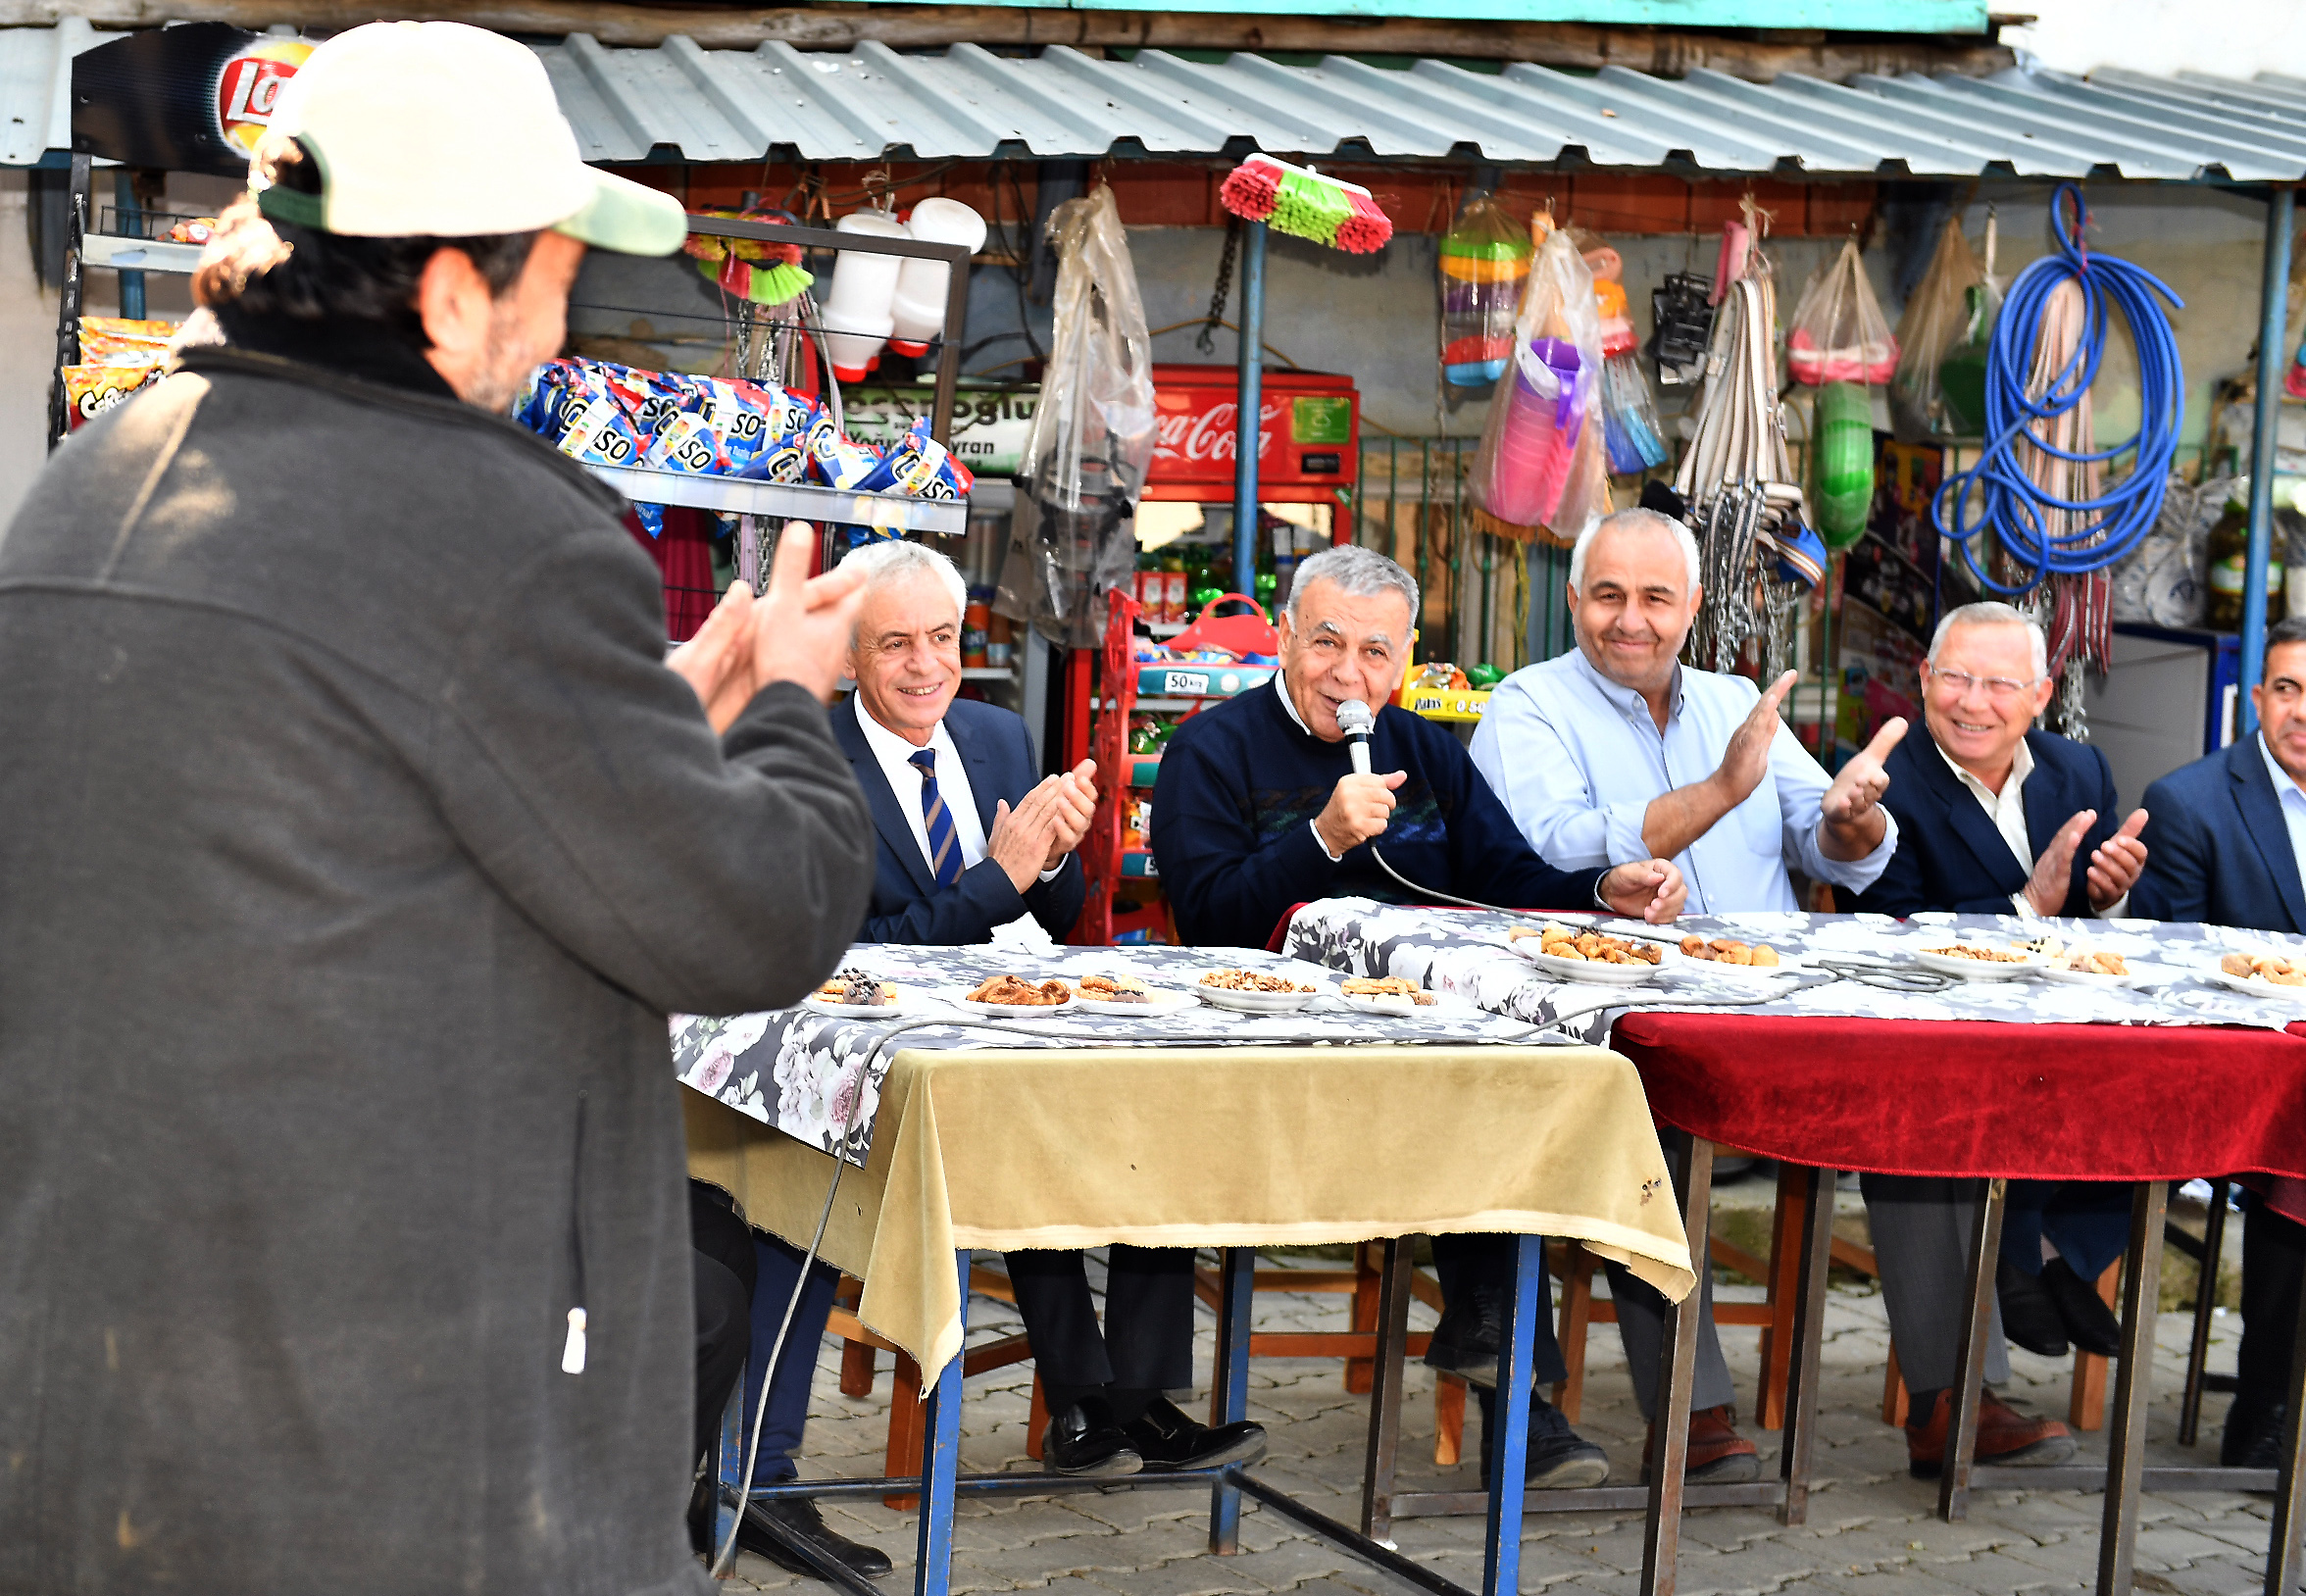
[1853,602,2149,1451]
[2133,614,2306,1471]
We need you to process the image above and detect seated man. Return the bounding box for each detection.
[1471,508,2071,1482]
[838,539,1262,1480]
[2133,615,2306,1471]
[1155,543,1686,1489]
[1852,601,2144,1366]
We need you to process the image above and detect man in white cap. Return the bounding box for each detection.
[0,23,873,1596]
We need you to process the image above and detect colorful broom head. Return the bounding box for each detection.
[1219,155,1392,255]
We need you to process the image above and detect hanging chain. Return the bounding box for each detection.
[1196,215,1242,356]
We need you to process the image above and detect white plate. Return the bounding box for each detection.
[1336,985,1441,1015]
[1068,988,1199,1016]
[1513,945,1670,985]
[1912,946,2043,980]
[1676,951,1804,980]
[2036,960,2162,989]
[803,985,908,1017]
[945,986,1076,1018]
[1194,977,1328,1013]
[2204,967,2306,1001]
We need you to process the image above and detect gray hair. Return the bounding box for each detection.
[839,537,969,631]
[1286,544,1420,625]
[1569,509,1702,595]
[1929,601,2048,681]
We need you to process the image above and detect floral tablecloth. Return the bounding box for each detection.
[1281,899,2306,1046]
[673,942,1556,1167]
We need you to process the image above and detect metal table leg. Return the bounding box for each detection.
[1938,1176,2007,1521]
[2180,1180,2230,1448]
[2098,1181,2167,1596]
[1482,1231,1543,1596]
[1210,1246,1254,1555]
[716,1373,746,1554]
[1361,1236,1417,1548]
[914,1251,971,1596]
[1639,1133,1715,1596]
[2267,1263,2306,1596]
[1778,1166,1835,1526]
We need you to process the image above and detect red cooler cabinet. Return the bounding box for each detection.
[1143,365,1359,505]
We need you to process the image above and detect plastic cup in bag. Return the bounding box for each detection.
[1489,338,1586,525]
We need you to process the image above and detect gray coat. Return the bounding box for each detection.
[0,346,875,1595]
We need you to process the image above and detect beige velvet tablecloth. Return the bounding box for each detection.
[684,1042,1693,1378]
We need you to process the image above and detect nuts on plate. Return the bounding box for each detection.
[1922,943,2030,964]
[1199,969,1314,993]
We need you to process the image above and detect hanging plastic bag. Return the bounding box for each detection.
[1890,217,1997,441]
[1471,227,1611,542]
[1437,194,1531,386]
[1600,353,1670,474]
[995,184,1158,648]
[1786,239,1897,386]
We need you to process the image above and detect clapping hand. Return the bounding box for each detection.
[1041,760,1099,870]
[1710,672,1801,809]
[1820,718,1908,856]
[665,524,865,730]
[1600,859,1687,924]
[2082,808,2149,913]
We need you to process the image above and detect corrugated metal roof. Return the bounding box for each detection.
[8,22,2306,178]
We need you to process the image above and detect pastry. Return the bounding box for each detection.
[1342,975,1437,1007]
[1077,973,1153,1003]
[815,969,897,1007]
[965,974,1072,1006]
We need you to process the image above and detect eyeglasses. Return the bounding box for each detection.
[1926,666,2041,704]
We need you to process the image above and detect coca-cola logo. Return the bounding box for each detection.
[1153,397,1282,468]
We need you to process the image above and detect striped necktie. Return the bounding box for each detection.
[908,748,963,888]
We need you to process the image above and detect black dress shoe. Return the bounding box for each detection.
[1043,1396,1143,1477]
[1425,1281,1504,1389]
[1996,1257,2071,1358]
[2222,1399,2289,1472]
[737,1493,896,1581]
[1478,1391,1611,1490]
[1121,1396,1268,1472]
[2040,1256,2123,1358]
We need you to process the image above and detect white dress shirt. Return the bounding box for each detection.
[854,704,989,873]
[1468,648,1894,915]
[1937,737,2127,919]
[2259,732,2306,902]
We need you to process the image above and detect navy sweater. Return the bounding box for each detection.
[1152,680,1607,948]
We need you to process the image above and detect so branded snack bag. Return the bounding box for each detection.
[804,410,883,490]
[858,416,974,501]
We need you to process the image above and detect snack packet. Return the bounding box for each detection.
[864,416,976,501]
[61,363,165,429]
[805,411,883,490]
[77,317,178,367]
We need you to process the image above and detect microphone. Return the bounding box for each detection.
[1335,698,1376,775]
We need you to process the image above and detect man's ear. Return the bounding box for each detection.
[415,245,490,358]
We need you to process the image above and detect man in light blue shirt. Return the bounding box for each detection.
[1470,511,1902,913]
[1468,509,2034,1488]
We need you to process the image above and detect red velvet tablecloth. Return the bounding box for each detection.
[1612,1013,2306,1220]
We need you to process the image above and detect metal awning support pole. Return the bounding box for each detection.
[1233,219,1268,595]
[2240,183,2294,737]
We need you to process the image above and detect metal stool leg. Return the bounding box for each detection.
[1938,1176,2007,1522]
[2266,1268,2306,1596]
[1482,1231,1543,1596]
[2180,1180,2231,1448]
[2097,1181,2167,1596]
[1360,1236,1416,1548]
[1639,1133,1715,1596]
[1779,1165,1835,1526]
[1209,1247,1254,1555]
[913,1251,970,1596]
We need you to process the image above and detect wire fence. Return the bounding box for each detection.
[1353,437,1577,673]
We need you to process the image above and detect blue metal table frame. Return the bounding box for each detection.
[717,1233,1575,1596]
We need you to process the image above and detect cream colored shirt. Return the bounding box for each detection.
[1935,737,2126,918]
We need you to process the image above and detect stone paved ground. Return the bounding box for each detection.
[721,1188,2278,1596]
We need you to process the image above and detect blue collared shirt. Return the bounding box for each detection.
[1467,648,1896,915]
[2258,731,2306,903]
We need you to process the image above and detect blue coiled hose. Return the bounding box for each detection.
[1932,184,2186,594]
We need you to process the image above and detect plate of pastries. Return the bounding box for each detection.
[2036,944,2161,988]
[1337,974,1440,1014]
[952,973,1076,1016]
[1194,967,1330,1013]
[1911,941,2046,980]
[1676,934,1796,977]
[805,969,906,1015]
[2207,947,2306,997]
[1068,972,1197,1014]
[1504,923,1672,986]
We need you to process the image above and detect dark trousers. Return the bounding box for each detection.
[1433,1232,1570,1388]
[2002,1179,2134,1283]
[690,1183,760,1470]
[2240,1199,2306,1411]
[1005,1246,1197,1393]
[743,1230,841,1481]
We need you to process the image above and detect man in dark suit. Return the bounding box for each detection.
[1854,601,2149,1468]
[2133,614,2306,1471]
[834,538,1264,1482]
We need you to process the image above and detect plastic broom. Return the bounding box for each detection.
[1219,154,1392,254]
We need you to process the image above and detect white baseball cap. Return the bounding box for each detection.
[252,21,684,256]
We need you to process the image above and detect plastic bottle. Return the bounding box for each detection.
[888,199,988,359]
[823,209,910,381]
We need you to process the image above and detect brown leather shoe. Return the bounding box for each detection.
[1906,1387,2076,1478]
[1642,1403,1760,1483]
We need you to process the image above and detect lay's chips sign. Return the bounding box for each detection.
[74,23,315,175]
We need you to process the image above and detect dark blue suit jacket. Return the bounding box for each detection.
[2131,737,2305,934]
[833,693,1086,946]
[1852,724,2120,919]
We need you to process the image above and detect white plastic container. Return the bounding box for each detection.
[823,209,909,381]
[888,198,988,358]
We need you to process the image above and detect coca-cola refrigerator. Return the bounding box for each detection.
[1064,366,1359,943]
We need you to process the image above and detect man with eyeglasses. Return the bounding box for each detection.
[2131,614,2306,1473]
[1852,600,2146,1461]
